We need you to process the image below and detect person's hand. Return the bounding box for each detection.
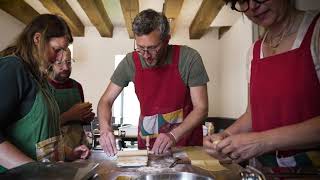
[72,145,91,160]
[82,111,95,124]
[216,132,270,163]
[203,132,230,161]
[99,129,117,156]
[62,102,94,123]
[151,133,175,155]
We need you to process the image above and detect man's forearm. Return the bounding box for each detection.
[0,141,34,169]
[171,107,208,141]
[97,100,113,132]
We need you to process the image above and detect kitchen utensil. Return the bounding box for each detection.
[169,157,181,168]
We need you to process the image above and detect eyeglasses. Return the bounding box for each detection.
[230,0,268,12]
[54,59,75,67]
[134,41,163,55]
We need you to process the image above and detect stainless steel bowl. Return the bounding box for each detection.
[135,172,214,180]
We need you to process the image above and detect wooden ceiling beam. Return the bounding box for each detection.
[39,0,84,37]
[189,0,224,39]
[0,0,39,25]
[120,0,139,39]
[163,0,184,36]
[78,0,113,37]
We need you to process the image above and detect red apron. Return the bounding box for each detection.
[250,14,320,157]
[133,45,203,149]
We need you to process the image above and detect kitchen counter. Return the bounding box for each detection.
[2,147,320,179]
[88,147,243,180]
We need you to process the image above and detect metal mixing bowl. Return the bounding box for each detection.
[135,172,214,180]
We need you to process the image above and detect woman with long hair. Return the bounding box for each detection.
[0,14,89,172]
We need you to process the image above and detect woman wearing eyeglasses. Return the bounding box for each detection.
[204,0,320,167]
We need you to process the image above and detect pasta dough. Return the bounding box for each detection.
[116,150,148,167]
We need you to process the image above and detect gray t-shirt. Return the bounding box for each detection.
[111,45,209,87]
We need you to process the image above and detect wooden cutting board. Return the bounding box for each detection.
[182,146,227,171]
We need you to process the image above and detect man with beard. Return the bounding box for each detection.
[98,9,209,156]
[48,48,95,149]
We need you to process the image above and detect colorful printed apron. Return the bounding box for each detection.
[133,45,203,149]
[1,81,64,173]
[250,14,320,167]
[49,80,89,149]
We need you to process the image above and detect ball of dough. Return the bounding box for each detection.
[212,139,221,149]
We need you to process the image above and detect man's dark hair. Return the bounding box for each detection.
[132,9,170,40]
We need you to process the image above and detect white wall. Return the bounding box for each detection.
[216,17,252,118]
[296,0,320,10]
[71,19,253,118]
[0,8,251,118]
[71,25,221,117]
[71,26,135,114]
[0,10,25,51]
[0,9,223,117]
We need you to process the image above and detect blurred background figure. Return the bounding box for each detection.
[48,48,95,149]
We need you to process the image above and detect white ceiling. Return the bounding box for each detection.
[25,0,240,30]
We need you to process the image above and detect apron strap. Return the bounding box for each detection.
[132,51,143,71]
[253,40,262,62]
[300,13,320,48]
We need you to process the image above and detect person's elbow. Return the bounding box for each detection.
[97,95,112,111]
[194,102,208,119]
[97,96,106,110]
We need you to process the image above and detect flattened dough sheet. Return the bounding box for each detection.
[183,146,227,171]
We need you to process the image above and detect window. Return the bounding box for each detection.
[113,55,140,125]
[69,44,73,57]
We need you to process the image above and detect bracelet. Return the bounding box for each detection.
[167,131,177,145]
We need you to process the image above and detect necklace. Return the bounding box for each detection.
[268,29,287,51]
[264,12,297,54]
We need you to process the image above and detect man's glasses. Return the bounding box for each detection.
[134,40,163,55]
[54,59,75,67]
[230,0,268,12]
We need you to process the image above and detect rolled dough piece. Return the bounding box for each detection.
[116,150,148,167]
[117,156,148,167]
[117,150,148,157]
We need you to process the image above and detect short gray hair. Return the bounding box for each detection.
[132,9,170,40]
